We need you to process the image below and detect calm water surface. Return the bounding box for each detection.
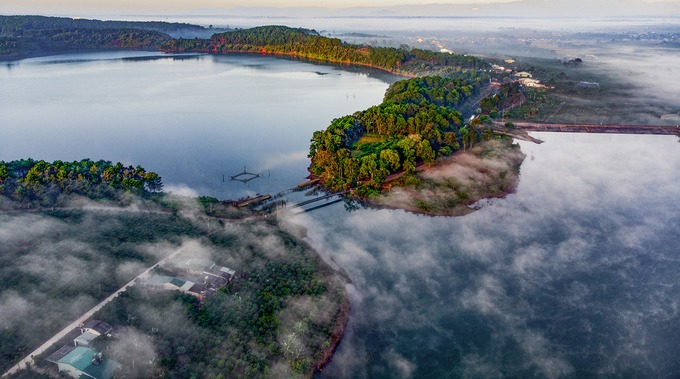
[3,52,680,378]
[0,51,397,199]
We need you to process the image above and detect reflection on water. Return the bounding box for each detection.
[296,133,680,378]
[0,51,400,200]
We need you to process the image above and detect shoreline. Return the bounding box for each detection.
[161,47,425,78]
[312,139,526,217]
[310,295,351,376]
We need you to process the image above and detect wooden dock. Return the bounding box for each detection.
[234,194,271,207]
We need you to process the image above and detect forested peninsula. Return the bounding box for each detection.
[1,159,349,379]
[308,76,526,216]
[160,25,490,76]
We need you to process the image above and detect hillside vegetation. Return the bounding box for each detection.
[161,25,490,76]
[1,159,349,379]
[308,75,503,196]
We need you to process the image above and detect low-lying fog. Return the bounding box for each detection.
[297,132,680,378]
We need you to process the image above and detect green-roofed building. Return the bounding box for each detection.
[55,346,121,379]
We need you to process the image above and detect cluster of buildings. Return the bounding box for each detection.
[40,259,236,379]
[144,258,236,300]
[46,321,121,379]
[514,71,552,89]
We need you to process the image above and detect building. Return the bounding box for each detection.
[661,113,680,120]
[146,275,207,299]
[146,261,235,299]
[576,81,600,88]
[515,71,533,78]
[80,320,113,337]
[46,346,121,379]
[73,332,98,347]
[517,78,547,88]
[173,258,216,275]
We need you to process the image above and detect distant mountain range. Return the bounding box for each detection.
[189,0,680,18]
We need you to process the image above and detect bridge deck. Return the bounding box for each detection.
[503,122,680,135]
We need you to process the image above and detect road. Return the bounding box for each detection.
[500,122,680,135]
[2,249,183,377]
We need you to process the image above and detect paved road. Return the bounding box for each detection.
[501,121,680,135]
[2,249,183,377]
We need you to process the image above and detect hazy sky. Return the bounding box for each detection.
[1,0,678,16]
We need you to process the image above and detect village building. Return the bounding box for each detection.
[576,81,600,88]
[80,320,113,337]
[517,78,547,88]
[46,346,121,379]
[515,71,533,78]
[145,275,207,299]
[73,332,98,348]
[146,259,236,299]
[173,258,216,275]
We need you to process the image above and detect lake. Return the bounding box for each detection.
[0,51,398,200]
[3,52,680,378]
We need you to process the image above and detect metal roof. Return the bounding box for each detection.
[146,275,173,286]
[74,332,98,346]
[174,258,215,272]
[46,345,76,363]
[57,347,121,379]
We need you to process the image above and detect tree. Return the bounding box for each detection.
[379,149,400,171]
[396,138,416,172]
[0,164,7,182]
[416,140,435,163]
[144,172,163,193]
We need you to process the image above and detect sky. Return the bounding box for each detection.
[2,0,678,17]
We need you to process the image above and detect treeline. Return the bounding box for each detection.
[309,76,497,194]
[384,75,484,108]
[0,28,170,57]
[0,15,205,37]
[160,25,489,76]
[0,158,162,206]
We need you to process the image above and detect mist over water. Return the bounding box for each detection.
[296,133,680,378]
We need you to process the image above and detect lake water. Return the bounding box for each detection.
[0,51,398,200]
[3,52,680,378]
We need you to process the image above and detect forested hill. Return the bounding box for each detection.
[308,75,498,196]
[0,28,170,57]
[0,15,212,58]
[0,15,206,36]
[160,25,490,76]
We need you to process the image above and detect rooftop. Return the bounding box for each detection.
[81,320,112,335]
[74,332,98,347]
[57,347,121,379]
[46,345,76,363]
[173,258,215,272]
[146,275,174,286]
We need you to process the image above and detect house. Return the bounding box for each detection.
[576,81,600,88]
[80,320,113,337]
[74,332,98,347]
[173,258,216,275]
[146,275,206,299]
[198,266,236,288]
[515,71,533,78]
[46,346,121,379]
